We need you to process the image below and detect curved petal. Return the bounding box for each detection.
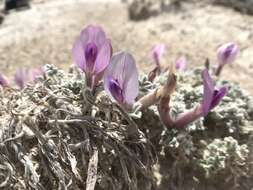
[104,52,126,87]
[107,76,124,103]
[104,75,115,103]
[93,39,112,74]
[72,37,86,71]
[103,51,139,106]
[73,25,110,75]
[80,25,107,50]
[217,42,239,65]
[202,69,214,116]
[103,53,123,103]
[121,53,139,105]
[210,86,227,110]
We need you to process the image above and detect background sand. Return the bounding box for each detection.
[0,0,252,93]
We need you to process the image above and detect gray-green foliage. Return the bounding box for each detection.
[146,67,253,133]
[0,64,252,190]
[199,136,249,178]
[138,67,253,188]
[0,64,156,190]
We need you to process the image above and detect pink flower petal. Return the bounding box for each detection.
[72,25,111,83]
[72,36,86,71]
[201,69,227,116]
[93,39,112,74]
[150,44,166,66]
[217,42,239,66]
[104,52,139,106]
[80,25,107,49]
[210,86,227,109]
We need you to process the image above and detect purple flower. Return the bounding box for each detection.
[217,42,239,66]
[103,52,139,108]
[150,44,166,66]
[151,44,165,65]
[0,74,9,87]
[14,67,44,89]
[215,42,239,76]
[29,67,45,81]
[147,44,166,81]
[14,68,29,89]
[158,69,227,129]
[175,56,187,71]
[202,69,227,116]
[72,25,112,87]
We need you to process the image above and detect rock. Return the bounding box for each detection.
[213,0,253,15]
[127,0,184,21]
[0,13,4,25]
[4,0,30,12]
[128,0,160,21]
[127,0,253,20]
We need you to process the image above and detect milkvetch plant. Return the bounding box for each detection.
[158,69,227,128]
[0,24,249,190]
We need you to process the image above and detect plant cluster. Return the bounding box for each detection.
[0,25,252,190]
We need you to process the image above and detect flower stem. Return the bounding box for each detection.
[215,64,223,76]
[173,104,203,128]
[158,96,203,129]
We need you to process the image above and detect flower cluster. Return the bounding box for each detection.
[157,69,227,129]
[72,25,139,109]
[14,67,44,89]
[71,25,238,129]
[0,67,44,89]
[0,25,239,129]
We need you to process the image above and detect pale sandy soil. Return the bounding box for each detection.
[0,0,253,94]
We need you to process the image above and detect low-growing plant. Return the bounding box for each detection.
[0,25,252,190]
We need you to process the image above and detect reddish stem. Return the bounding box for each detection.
[158,96,203,129]
[173,104,203,128]
[215,64,223,76]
